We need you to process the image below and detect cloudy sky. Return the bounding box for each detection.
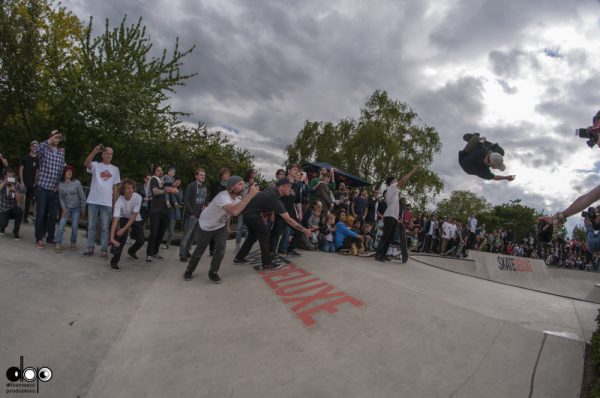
[64,0,600,232]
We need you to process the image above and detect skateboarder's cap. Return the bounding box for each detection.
[489,152,505,171]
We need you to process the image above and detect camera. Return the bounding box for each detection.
[7,177,15,184]
[576,111,600,148]
[582,206,600,230]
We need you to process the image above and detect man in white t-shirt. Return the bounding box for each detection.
[375,166,418,263]
[184,176,259,284]
[440,217,452,254]
[83,144,121,257]
[108,179,144,271]
[468,214,478,249]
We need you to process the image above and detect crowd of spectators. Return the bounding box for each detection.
[1,134,598,278]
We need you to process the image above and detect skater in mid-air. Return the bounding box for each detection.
[458,133,515,182]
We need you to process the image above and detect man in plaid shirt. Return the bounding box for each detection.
[34,130,66,248]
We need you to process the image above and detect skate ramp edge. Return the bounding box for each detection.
[411,251,600,303]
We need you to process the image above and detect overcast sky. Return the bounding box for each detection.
[64,0,600,233]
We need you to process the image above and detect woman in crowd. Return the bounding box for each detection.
[55,165,86,253]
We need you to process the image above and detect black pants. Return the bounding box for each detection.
[395,223,409,261]
[422,234,433,253]
[236,213,272,266]
[146,212,169,256]
[0,207,23,234]
[376,216,397,257]
[111,218,145,265]
[186,225,227,275]
[23,185,34,221]
[34,187,59,243]
[270,215,287,253]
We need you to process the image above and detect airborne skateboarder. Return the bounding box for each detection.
[458,133,515,182]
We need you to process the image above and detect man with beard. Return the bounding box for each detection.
[184,176,258,283]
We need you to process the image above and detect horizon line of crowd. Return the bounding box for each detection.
[1,130,595,283]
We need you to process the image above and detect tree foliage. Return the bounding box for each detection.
[573,224,586,242]
[435,190,491,222]
[285,90,444,207]
[478,199,540,242]
[0,0,255,186]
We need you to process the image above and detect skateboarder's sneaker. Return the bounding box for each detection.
[463,132,479,142]
[489,143,505,156]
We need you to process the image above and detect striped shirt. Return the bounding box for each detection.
[35,140,65,191]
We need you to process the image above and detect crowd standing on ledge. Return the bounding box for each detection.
[0,130,596,284]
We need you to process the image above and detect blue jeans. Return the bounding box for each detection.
[34,187,59,243]
[179,215,199,258]
[320,241,335,252]
[278,225,291,253]
[55,207,81,245]
[235,214,245,246]
[86,204,112,252]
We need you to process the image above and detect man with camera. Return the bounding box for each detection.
[83,144,121,258]
[0,170,24,239]
[184,176,259,283]
[539,115,600,236]
[458,133,516,182]
[34,130,66,248]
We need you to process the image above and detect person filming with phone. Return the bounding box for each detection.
[0,169,25,240]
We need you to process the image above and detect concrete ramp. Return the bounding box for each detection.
[1,225,598,398]
[412,251,600,303]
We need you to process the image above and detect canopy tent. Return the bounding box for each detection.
[303,162,371,188]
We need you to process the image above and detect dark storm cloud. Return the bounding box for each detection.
[536,71,600,126]
[429,0,580,59]
[62,0,594,218]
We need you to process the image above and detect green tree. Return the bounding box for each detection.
[479,199,540,242]
[285,90,444,207]
[572,224,586,242]
[435,190,491,223]
[0,0,257,186]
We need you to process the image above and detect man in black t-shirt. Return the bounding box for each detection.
[270,164,303,256]
[458,133,515,182]
[18,140,39,223]
[234,179,313,270]
[146,166,179,262]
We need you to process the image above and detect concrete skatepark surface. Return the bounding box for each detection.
[1,224,598,397]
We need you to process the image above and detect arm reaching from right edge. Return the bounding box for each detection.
[540,184,600,224]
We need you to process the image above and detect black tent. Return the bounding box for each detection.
[303,162,371,188]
